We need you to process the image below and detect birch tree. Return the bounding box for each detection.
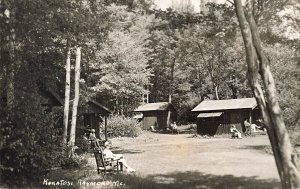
[233,0,300,188]
[63,42,71,144]
[69,47,81,150]
[1,1,16,111]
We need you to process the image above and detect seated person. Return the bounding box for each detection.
[170,122,178,134]
[81,134,90,149]
[89,129,97,140]
[89,129,103,149]
[150,125,158,132]
[251,123,263,132]
[102,141,136,173]
[254,119,267,132]
[230,125,242,139]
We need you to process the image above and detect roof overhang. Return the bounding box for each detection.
[197,112,223,118]
[134,102,172,112]
[192,98,257,112]
[89,99,112,114]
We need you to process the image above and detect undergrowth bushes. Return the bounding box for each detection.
[106,115,142,138]
[60,154,88,169]
[0,102,64,187]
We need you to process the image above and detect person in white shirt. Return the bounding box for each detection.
[230,125,242,139]
[170,122,179,134]
[103,141,136,173]
[89,129,97,140]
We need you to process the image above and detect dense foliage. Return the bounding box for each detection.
[0,0,299,186]
[106,115,142,138]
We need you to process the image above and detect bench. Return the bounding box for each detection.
[94,148,123,177]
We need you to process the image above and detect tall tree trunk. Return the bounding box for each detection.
[115,97,119,115]
[214,84,219,100]
[1,1,6,105]
[121,97,124,115]
[234,0,300,188]
[167,58,175,128]
[5,5,15,111]
[63,42,71,144]
[69,47,81,149]
[146,86,149,103]
[169,58,175,103]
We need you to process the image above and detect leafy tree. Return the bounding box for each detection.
[148,3,250,120]
[104,0,154,12]
[0,0,111,185]
[264,43,300,127]
[233,0,300,187]
[90,11,152,115]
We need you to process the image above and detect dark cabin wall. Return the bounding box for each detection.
[157,111,168,130]
[141,110,175,130]
[197,109,261,136]
[77,113,103,139]
[142,111,159,130]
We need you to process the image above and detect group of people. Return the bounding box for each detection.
[230,118,266,139]
[150,122,179,134]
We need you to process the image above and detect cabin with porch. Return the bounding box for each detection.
[192,98,260,136]
[76,99,112,141]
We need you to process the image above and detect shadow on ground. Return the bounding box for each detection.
[110,147,144,154]
[240,145,269,150]
[112,149,144,154]
[239,145,273,155]
[110,171,280,189]
[30,169,280,189]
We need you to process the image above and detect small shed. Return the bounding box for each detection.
[192,98,260,136]
[77,99,112,140]
[134,102,176,130]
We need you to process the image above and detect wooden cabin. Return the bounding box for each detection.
[40,88,64,111]
[134,102,176,130]
[77,99,112,140]
[192,98,260,136]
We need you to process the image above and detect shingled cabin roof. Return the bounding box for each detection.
[40,88,63,106]
[78,99,112,115]
[134,102,173,112]
[192,98,257,112]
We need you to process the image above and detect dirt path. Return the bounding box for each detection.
[110,132,280,180]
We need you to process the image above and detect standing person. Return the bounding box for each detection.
[99,123,105,140]
[244,118,251,135]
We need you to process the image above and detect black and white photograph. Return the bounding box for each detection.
[0,0,299,188]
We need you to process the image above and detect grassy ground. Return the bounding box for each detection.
[40,131,283,189]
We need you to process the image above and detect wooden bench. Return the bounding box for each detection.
[94,148,123,177]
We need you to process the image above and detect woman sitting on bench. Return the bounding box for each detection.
[103,141,136,173]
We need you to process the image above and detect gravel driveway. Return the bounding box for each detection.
[110,132,280,180]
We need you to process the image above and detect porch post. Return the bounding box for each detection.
[105,115,107,141]
[249,111,252,134]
